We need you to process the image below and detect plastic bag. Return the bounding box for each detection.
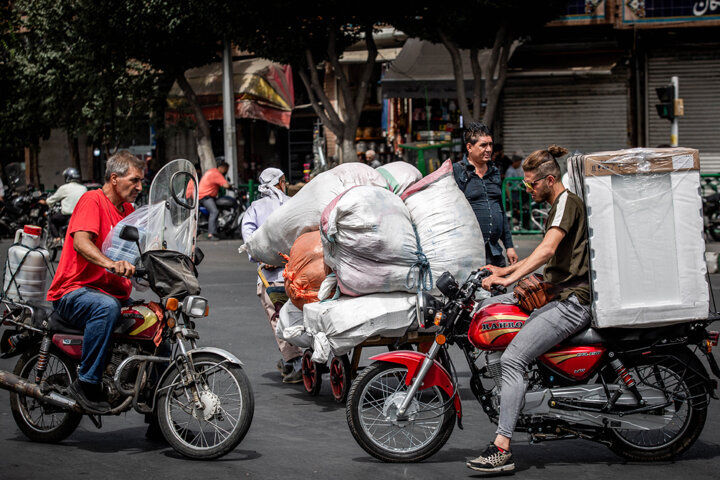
[283,231,327,309]
[376,162,422,195]
[102,205,153,265]
[321,185,417,296]
[240,163,388,266]
[303,293,416,363]
[275,301,313,349]
[401,159,486,295]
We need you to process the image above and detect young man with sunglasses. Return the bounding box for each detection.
[466,144,591,473]
[453,122,517,267]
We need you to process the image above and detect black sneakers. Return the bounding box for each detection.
[466,443,515,473]
[67,379,111,414]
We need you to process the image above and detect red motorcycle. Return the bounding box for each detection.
[346,269,720,462]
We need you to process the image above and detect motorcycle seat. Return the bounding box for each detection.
[561,326,605,346]
[28,301,136,335]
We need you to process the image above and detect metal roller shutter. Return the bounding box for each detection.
[647,51,720,172]
[502,75,629,158]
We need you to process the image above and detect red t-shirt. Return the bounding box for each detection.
[198,168,228,199]
[47,189,135,301]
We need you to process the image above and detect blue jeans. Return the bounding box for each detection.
[53,287,128,384]
[201,196,219,235]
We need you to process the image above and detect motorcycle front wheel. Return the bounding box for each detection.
[606,348,708,461]
[156,352,254,460]
[346,361,455,463]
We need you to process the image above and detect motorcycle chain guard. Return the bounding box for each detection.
[370,350,462,422]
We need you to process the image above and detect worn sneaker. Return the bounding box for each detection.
[276,359,293,377]
[282,368,303,384]
[466,443,515,473]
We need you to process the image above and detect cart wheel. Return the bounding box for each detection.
[302,350,322,396]
[329,355,351,403]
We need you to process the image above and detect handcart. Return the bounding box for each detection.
[300,330,436,403]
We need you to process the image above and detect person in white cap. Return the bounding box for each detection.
[241,168,303,383]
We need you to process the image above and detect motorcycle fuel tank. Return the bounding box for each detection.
[468,303,528,350]
[215,196,238,209]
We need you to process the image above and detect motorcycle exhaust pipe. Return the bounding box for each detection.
[0,369,79,411]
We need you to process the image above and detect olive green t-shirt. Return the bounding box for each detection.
[543,190,590,305]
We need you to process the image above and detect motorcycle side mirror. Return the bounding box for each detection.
[119,225,139,242]
[194,248,204,266]
[119,225,142,255]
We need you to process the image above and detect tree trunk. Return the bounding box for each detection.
[482,26,513,127]
[339,138,356,163]
[176,72,215,172]
[66,131,81,176]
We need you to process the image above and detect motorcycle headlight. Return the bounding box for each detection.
[182,296,209,317]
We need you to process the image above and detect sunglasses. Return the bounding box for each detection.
[522,175,551,191]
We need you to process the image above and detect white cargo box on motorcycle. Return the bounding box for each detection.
[566,147,708,328]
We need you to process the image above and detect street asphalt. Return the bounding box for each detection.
[0,236,719,479]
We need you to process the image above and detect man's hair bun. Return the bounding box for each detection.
[547,145,568,158]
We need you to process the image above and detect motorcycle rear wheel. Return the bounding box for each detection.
[606,348,708,461]
[9,349,82,443]
[157,353,254,460]
[346,361,455,463]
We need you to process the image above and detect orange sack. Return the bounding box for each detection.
[282,231,327,309]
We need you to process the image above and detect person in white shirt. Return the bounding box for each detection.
[42,167,88,242]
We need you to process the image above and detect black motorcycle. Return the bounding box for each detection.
[0,188,48,238]
[198,186,248,238]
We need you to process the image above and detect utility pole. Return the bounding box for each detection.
[222,40,238,185]
[670,76,679,147]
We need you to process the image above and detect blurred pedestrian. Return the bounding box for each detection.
[241,168,303,383]
[366,149,381,168]
[198,160,230,241]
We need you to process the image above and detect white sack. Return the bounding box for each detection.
[303,293,416,363]
[401,159,485,294]
[321,186,417,296]
[377,162,423,195]
[276,301,313,349]
[317,274,338,301]
[241,163,388,265]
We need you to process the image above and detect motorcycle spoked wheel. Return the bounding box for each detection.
[156,353,254,460]
[605,348,708,461]
[346,362,456,463]
[9,349,82,443]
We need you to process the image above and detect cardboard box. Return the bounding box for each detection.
[569,148,708,328]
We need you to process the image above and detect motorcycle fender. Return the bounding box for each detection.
[151,347,244,410]
[187,347,244,366]
[370,351,462,420]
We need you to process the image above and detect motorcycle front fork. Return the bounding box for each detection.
[395,341,444,417]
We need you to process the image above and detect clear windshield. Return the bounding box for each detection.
[145,159,198,258]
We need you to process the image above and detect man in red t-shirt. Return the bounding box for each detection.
[198,161,230,241]
[48,150,144,412]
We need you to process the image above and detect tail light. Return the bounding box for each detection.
[709,331,719,347]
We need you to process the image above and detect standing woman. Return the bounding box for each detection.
[241,168,304,383]
[453,122,518,267]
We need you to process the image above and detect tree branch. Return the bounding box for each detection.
[298,68,341,136]
[483,27,513,126]
[353,24,378,117]
[304,48,344,128]
[438,29,471,124]
[327,28,356,121]
[470,47,482,122]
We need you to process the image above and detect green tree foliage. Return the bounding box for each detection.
[394,1,568,127]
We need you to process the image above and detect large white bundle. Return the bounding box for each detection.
[303,293,416,363]
[276,301,313,349]
[401,159,485,294]
[321,186,417,296]
[241,163,387,265]
[376,162,422,195]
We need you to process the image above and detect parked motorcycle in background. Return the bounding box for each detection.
[198,186,248,239]
[703,192,720,241]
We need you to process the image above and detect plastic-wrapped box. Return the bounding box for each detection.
[569,148,708,328]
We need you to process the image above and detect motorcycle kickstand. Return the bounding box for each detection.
[87,414,102,429]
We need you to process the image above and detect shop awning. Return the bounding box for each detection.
[167,58,294,128]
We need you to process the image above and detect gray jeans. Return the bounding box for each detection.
[481,292,591,438]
